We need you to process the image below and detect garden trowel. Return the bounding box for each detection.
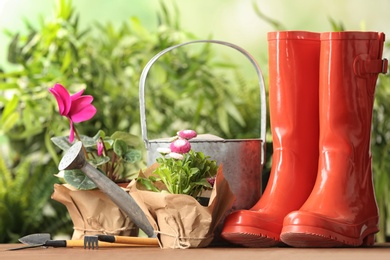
[13,233,92,250]
[8,233,137,250]
[58,141,156,238]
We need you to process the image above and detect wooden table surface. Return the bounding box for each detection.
[1,243,389,260]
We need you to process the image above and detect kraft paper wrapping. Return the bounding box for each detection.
[51,184,138,240]
[128,164,235,249]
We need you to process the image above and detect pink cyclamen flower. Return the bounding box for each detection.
[97,140,104,156]
[170,138,191,154]
[177,130,197,140]
[49,83,97,142]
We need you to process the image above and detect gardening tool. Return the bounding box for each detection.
[58,141,156,238]
[7,233,132,250]
[139,40,267,214]
[222,31,321,247]
[281,31,388,247]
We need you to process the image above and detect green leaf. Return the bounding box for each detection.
[224,100,246,127]
[192,179,212,189]
[79,134,98,147]
[1,112,19,133]
[21,33,40,56]
[217,106,229,135]
[129,17,150,38]
[110,131,140,147]
[252,1,285,31]
[89,156,110,166]
[113,139,127,156]
[328,17,345,32]
[123,149,142,163]
[188,167,200,178]
[63,169,97,190]
[60,49,72,72]
[50,136,71,151]
[1,94,19,121]
[112,162,124,178]
[92,130,106,140]
[136,178,160,192]
[0,82,19,90]
[7,33,20,64]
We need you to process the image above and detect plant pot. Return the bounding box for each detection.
[51,183,138,239]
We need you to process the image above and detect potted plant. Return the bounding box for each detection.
[137,130,218,201]
[49,83,142,239]
[131,130,235,248]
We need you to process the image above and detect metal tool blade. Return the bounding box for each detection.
[58,141,156,238]
[6,233,51,251]
[18,233,51,245]
[7,244,45,251]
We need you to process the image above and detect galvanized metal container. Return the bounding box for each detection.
[139,40,267,213]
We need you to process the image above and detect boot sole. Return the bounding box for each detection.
[280,225,377,247]
[221,225,282,247]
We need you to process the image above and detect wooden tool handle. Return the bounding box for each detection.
[98,235,159,246]
[65,240,153,247]
[64,240,83,247]
[115,236,159,246]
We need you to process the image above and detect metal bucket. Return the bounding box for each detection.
[139,40,267,213]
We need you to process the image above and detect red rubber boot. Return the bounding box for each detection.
[221,31,321,247]
[281,31,388,247]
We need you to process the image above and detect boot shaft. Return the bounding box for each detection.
[319,32,388,158]
[253,32,321,213]
[267,31,320,149]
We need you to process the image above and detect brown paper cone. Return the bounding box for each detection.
[51,184,138,240]
[128,165,235,248]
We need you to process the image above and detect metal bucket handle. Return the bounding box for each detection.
[139,40,267,164]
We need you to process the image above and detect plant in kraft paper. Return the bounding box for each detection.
[49,83,142,238]
[132,130,235,248]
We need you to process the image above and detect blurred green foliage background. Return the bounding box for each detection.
[0,0,389,243]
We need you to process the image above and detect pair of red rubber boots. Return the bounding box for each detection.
[221,31,388,248]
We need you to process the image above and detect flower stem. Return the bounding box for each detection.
[109,152,117,181]
[99,137,108,156]
[74,127,89,159]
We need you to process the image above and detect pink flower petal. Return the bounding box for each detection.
[54,83,72,114]
[71,89,85,100]
[49,83,71,115]
[207,177,216,187]
[97,140,104,156]
[70,95,94,112]
[70,105,97,123]
[68,95,97,123]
